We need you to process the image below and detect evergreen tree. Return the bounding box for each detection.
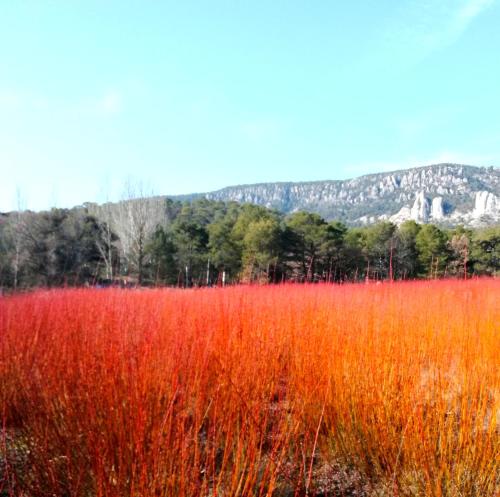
[471,227,500,275]
[395,220,421,279]
[415,224,449,277]
[147,227,178,285]
[362,222,397,280]
[241,218,282,282]
[207,213,241,284]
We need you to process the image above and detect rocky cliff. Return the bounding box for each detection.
[174,164,499,226]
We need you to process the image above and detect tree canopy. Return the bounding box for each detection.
[0,198,498,290]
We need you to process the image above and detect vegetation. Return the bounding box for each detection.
[1,280,498,496]
[0,197,499,290]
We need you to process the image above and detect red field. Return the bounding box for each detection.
[0,280,499,496]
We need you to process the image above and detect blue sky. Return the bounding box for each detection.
[1,0,500,211]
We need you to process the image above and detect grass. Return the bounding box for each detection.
[0,279,498,496]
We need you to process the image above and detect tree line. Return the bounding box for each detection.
[0,195,498,290]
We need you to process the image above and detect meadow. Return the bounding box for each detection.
[0,279,498,497]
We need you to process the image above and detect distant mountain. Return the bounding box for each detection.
[170,164,500,227]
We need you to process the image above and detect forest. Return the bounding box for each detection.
[0,195,498,290]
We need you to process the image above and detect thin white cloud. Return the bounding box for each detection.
[386,0,496,59]
[456,0,495,28]
[429,0,494,49]
[96,91,122,115]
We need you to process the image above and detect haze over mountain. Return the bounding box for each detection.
[171,164,500,227]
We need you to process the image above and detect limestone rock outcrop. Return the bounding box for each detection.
[171,164,500,227]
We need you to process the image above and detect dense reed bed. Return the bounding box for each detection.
[0,280,498,496]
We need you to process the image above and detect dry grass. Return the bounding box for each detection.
[0,279,498,496]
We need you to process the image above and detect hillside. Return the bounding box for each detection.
[171,164,500,226]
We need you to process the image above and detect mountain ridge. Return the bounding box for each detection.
[168,163,500,227]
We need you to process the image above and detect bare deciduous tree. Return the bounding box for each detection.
[112,181,165,285]
[5,189,28,290]
[87,200,116,281]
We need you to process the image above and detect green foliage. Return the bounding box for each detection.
[285,212,329,281]
[0,198,498,289]
[0,208,106,288]
[242,218,281,282]
[361,222,397,279]
[0,218,13,287]
[395,220,421,279]
[171,218,208,287]
[471,226,500,275]
[415,224,449,277]
[208,217,241,275]
[147,227,178,285]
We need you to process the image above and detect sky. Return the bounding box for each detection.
[1,0,500,211]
